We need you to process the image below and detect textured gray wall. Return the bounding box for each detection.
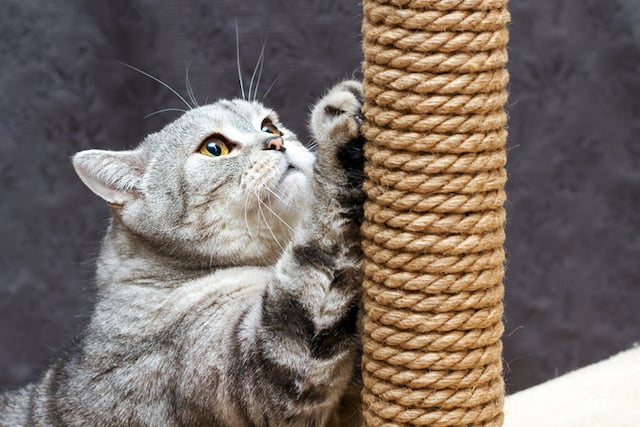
[1,0,639,395]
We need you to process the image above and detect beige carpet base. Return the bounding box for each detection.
[505,346,640,427]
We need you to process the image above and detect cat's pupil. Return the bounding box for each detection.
[205,142,222,156]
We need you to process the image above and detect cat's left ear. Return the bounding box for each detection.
[72,149,146,206]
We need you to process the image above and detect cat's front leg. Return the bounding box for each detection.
[235,81,365,426]
[275,80,365,355]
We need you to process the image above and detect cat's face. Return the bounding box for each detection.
[73,100,315,266]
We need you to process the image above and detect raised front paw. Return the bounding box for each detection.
[309,81,365,225]
[310,80,364,145]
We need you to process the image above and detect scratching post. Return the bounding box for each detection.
[360,0,510,425]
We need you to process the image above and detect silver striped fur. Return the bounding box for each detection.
[0,81,365,426]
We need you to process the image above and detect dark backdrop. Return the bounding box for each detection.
[1,0,639,394]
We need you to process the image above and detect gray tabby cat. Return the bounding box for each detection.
[0,80,365,426]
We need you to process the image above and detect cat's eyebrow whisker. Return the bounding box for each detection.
[253,44,266,102]
[184,63,199,108]
[262,74,280,100]
[249,41,267,102]
[119,61,193,110]
[144,108,188,119]
[235,20,246,101]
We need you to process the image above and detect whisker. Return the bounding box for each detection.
[256,194,285,252]
[258,196,294,233]
[249,41,267,102]
[263,184,298,209]
[185,62,199,107]
[253,42,267,102]
[262,74,280,100]
[243,192,261,255]
[119,61,193,110]
[144,108,188,119]
[239,159,268,262]
[235,20,246,100]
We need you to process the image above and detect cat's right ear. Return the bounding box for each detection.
[72,149,146,206]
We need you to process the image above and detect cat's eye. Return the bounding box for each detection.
[199,136,230,157]
[261,119,282,136]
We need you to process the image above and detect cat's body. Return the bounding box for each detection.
[0,81,365,426]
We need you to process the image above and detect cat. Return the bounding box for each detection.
[0,80,365,426]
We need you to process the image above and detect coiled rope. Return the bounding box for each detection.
[360,0,510,425]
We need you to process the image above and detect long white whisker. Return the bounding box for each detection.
[120,61,193,110]
[235,20,246,100]
[258,196,294,233]
[144,108,188,119]
[256,193,285,252]
[249,41,266,102]
[239,158,269,263]
[185,62,199,107]
[263,184,297,208]
[253,42,267,102]
[262,74,280,100]
[243,192,261,255]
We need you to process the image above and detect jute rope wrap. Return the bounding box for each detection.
[361,0,509,425]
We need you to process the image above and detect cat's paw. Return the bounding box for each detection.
[309,81,365,223]
[310,80,364,146]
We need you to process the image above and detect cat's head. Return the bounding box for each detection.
[73,100,314,267]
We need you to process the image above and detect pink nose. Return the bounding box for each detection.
[264,136,285,152]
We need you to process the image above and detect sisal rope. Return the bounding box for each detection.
[360,0,510,425]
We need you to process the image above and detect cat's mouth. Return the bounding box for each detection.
[278,164,297,184]
[270,156,307,195]
[273,158,307,191]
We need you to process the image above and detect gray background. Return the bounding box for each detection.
[1,0,639,394]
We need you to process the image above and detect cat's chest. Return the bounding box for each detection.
[168,265,272,313]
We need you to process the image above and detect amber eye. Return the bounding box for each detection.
[261,118,282,136]
[199,136,230,157]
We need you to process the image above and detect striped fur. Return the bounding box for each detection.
[0,81,364,426]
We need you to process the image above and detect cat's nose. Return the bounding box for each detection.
[263,136,286,153]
